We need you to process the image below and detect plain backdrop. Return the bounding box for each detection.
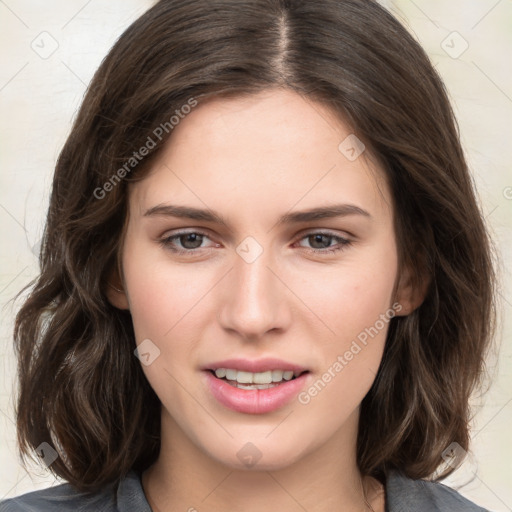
[0,0,511,510]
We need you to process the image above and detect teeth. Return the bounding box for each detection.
[225,369,237,380]
[215,368,227,378]
[271,370,284,382]
[213,368,300,384]
[237,370,258,384]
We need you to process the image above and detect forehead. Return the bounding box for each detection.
[129,89,392,222]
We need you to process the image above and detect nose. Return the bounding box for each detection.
[217,247,292,340]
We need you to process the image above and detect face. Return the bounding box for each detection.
[110,89,414,471]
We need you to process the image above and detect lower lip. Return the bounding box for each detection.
[203,370,311,414]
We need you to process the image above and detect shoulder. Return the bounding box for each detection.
[0,481,113,512]
[386,470,491,512]
[0,470,151,512]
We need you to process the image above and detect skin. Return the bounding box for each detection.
[107,88,424,512]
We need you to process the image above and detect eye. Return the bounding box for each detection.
[295,232,352,254]
[159,231,218,254]
[159,230,352,256]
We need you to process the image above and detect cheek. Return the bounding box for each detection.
[292,241,397,411]
[295,284,393,424]
[292,242,398,344]
[122,253,200,411]
[123,240,208,340]
[120,245,192,391]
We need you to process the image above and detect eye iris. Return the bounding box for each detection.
[180,233,203,249]
[309,234,331,249]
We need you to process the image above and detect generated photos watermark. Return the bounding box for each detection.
[298,301,402,405]
[93,97,198,200]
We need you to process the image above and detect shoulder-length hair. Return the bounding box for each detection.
[13,0,496,493]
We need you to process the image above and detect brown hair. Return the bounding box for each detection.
[12,0,496,493]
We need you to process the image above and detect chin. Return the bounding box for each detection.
[204,438,310,472]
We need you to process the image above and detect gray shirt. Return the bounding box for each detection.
[0,469,490,511]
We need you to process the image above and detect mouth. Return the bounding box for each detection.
[203,367,312,414]
[205,368,310,390]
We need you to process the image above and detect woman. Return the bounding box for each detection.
[1,0,496,510]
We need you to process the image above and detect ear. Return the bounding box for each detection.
[393,264,430,316]
[104,268,130,310]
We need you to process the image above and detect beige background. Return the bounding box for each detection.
[0,0,510,510]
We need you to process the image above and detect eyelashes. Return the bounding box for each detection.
[159,230,352,256]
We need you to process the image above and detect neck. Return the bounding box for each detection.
[142,408,384,512]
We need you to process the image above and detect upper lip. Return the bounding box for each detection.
[202,358,309,374]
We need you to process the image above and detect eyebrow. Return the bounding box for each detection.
[143,203,371,227]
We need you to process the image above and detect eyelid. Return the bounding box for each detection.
[159,228,217,245]
[161,228,213,239]
[296,227,352,239]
